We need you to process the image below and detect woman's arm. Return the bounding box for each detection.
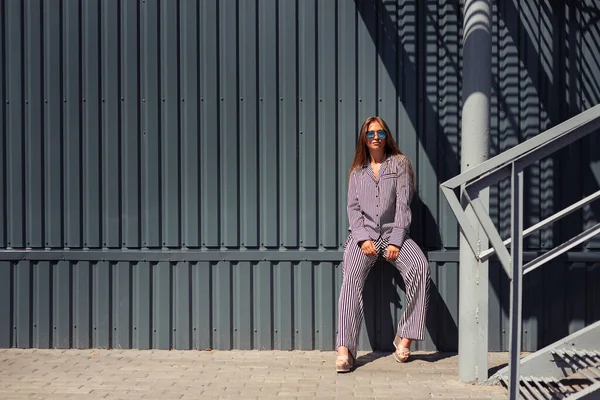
[347,171,370,244]
[389,156,413,249]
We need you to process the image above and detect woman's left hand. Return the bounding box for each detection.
[385,244,399,261]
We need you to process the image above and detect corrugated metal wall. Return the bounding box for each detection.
[0,0,599,352]
[1,255,599,351]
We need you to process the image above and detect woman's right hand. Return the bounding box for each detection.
[360,240,377,256]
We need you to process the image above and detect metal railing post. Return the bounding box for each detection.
[508,163,524,400]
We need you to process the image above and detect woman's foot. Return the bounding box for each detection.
[335,346,354,373]
[393,336,412,363]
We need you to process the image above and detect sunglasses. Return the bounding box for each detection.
[366,130,387,140]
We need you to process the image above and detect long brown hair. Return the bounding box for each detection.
[349,116,416,188]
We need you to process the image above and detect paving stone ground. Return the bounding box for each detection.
[0,349,510,399]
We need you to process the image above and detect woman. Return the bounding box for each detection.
[335,116,431,372]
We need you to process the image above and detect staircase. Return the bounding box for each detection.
[490,321,600,399]
[441,104,600,399]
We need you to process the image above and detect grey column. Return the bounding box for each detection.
[459,0,492,383]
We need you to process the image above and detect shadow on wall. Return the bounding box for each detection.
[490,0,600,352]
[354,0,600,353]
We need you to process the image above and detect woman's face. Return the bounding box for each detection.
[365,121,387,152]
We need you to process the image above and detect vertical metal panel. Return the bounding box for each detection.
[0,0,5,250]
[121,0,140,249]
[212,261,231,350]
[0,262,11,347]
[437,262,458,351]
[82,0,102,248]
[567,262,587,335]
[161,0,180,248]
[173,262,191,350]
[54,261,71,348]
[274,262,293,350]
[233,262,252,349]
[587,263,600,324]
[33,262,51,348]
[63,1,82,249]
[337,0,358,243]
[419,0,439,249]
[437,0,460,249]
[253,261,272,350]
[73,262,92,348]
[193,261,211,350]
[25,0,43,249]
[397,0,419,247]
[113,262,131,349]
[294,261,314,350]
[83,0,101,249]
[133,261,151,349]
[6,0,24,249]
[180,0,200,249]
[200,0,219,248]
[558,5,583,247]
[317,0,338,249]
[488,0,500,248]
[15,261,31,348]
[357,0,377,118]
[279,0,298,248]
[584,130,600,250]
[315,262,335,350]
[219,0,238,248]
[239,0,259,248]
[44,1,63,249]
[538,0,555,250]
[258,0,279,248]
[93,261,110,348]
[141,0,160,248]
[522,266,542,351]
[153,261,171,349]
[377,0,399,135]
[497,0,519,243]
[100,0,121,248]
[298,0,317,248]
[519,0,541,250]
[542,259,566,347]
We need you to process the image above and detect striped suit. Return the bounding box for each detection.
[337,154,431,358]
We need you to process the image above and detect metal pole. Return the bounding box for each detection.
[508,164,524,399]
[459,0,491,383]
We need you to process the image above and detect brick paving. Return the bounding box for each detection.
[0,349,509,399]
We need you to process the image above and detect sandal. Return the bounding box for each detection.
[394,345,411,363]
[335,351,355,373]
[393,336,411,363]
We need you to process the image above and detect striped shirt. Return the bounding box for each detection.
[347,154,414,248]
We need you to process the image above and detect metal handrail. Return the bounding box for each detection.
[440,103,600,400]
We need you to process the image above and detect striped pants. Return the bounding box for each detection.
[336,234,431,358]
